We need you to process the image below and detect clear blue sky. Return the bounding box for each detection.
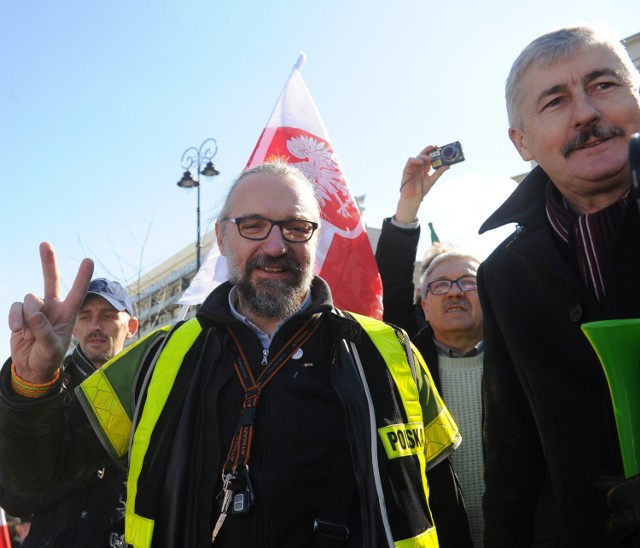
[1,0,639,359]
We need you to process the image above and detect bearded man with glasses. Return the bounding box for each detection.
[0,160,461,548]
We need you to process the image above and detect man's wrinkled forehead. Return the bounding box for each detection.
[524,44,631,104]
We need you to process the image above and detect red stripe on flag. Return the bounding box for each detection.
[0,508,12,548]
[318,230,382,316]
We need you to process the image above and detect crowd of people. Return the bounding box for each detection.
[1,23,640,548]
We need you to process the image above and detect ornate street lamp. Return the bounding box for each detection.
[177,138,220,271]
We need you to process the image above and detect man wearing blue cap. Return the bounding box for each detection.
[74,278,139,369]
[0,278,138,547]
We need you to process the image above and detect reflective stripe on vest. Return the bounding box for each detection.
[76,325,173,465]
[412,349,461,467]
[395,526,439,548]
[347,312,459,465]
[348,311,459,548]
[125,318,203,548]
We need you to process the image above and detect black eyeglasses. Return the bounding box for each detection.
[427,276,478,295]
[224,217,319,243]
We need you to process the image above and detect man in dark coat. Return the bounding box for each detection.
[478,25,640,547]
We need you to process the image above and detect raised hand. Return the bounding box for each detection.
[9,242,94,383]
[395,145,450,224]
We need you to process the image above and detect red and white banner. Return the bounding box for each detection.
[0,507,12,548]
[180,53,383,319]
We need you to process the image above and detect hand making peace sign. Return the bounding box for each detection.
[8,242,94,383]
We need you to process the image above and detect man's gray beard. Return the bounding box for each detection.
[227,253,314,319]
[236,277,310,319]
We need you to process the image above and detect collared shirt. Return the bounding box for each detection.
[434,338,484,358]
[545,181,627,303]
[227,286,312,349]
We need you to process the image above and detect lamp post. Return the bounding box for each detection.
[177,138,220,271]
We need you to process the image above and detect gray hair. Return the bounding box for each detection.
[506,25,640,130]
[219,160,321,228]
[421,249,480,297]
[420,241,457,275]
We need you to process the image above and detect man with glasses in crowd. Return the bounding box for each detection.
[0,161,461,547]
[376,146,484,547]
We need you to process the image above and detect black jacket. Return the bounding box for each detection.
[0,347,126,548]
[376,218,473,548]
[478,166,640,547]
[375,218,427,339]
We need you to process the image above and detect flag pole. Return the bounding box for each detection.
[294,51,307,72]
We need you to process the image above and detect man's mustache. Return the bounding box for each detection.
[562,125,625,158]
[247,254,301,273]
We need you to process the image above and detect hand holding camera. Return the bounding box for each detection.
[428,141,465,169]
[394,142,465,224]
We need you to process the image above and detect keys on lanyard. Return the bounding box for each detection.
[213,317,321,543]
[211,468,255,543]
[228,468,254,514]
[211,488,232,542]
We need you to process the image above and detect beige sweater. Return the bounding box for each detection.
[438,352,485,547]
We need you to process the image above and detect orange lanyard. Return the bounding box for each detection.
[212,314,323,541]
[223,314,322,475]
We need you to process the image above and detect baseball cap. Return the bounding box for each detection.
[85,278,135,317]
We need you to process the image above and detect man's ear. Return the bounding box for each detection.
[421,297,429,323]
[215,222,227,257]
[509,127,535,162]
[126,317,139,339]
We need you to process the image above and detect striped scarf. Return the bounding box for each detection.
[546,181,627,303]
